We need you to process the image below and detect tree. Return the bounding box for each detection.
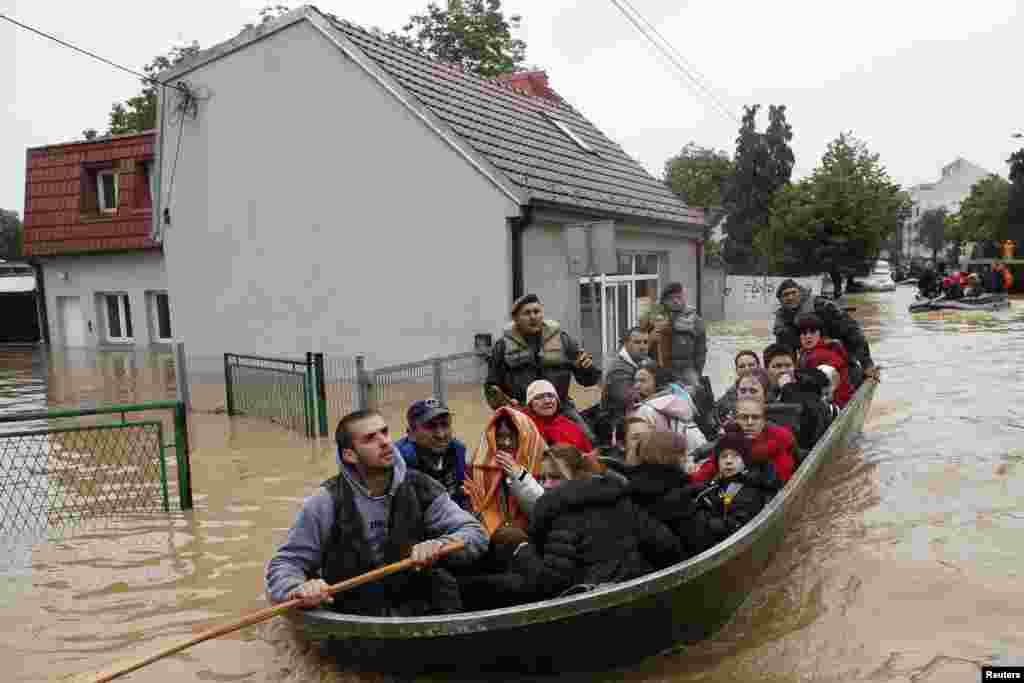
[756,132,910,282]
[663,143,734,209]
[956,174,1010,245]
[1008,148,1024,247]
[0,209,24,260]
[721,104,794,273]
[106,41,202,135]
[916,207,948,263]
[101,5,293,135]
[372,0,526,77]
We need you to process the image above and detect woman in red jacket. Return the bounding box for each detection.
[795,313,854,408]
[523,379,595,454]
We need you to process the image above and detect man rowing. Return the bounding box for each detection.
[265,410,487,615]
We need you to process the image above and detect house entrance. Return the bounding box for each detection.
[578,253,660,362]
[58,296,86,347]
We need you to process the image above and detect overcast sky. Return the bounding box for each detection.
[4,0,1022,216]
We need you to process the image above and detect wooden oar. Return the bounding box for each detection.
[76,540,466,683]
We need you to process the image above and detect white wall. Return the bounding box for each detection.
[724,274,824,321]
[520,219,700,360]
[158,21,518,367]
[40,250,169,348]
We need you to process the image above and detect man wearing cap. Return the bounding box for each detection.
[647,282,707,389]
[396,398,470,510]
[772,278,880,383]
[484,294,600,438]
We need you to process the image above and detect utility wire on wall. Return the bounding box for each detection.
[607,0,740,125]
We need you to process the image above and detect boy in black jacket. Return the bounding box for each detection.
[682,424,782,555]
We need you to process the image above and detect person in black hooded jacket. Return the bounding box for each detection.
[529,444,683,593]
[681,424,782,556]
[777,367,833,453]
[620,431,702,558]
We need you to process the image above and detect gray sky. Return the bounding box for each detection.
[4,0,1022,217]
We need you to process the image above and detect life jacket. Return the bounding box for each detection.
[1004,268,1014,290]
[502,319,569,371]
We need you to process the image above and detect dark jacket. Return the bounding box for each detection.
[530,476,683,590]
[773,286,873,370]
[715,385,739,425]
[622,464,700,553]
[681,468,781,555]
[602,348,644,427]
[778,370,833,451]
[320,470,459,616]
[395,436,469,510]
[485,319,600,409]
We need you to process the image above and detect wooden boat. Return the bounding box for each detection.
[908,293,1011,313]
[296,379,878,676]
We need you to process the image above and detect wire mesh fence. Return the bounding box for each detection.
[224,353,319,437]
[0,421,169,536]
[0,400,191,542]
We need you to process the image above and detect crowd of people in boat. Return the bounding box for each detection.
[916,262,1014,301]
[265,279,880,617]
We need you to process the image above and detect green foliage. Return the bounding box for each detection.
[375,0,527,77]
[722,104,794,273]
[663,143,734,209]
[106,41,202,135]
[1007,148,1024,244]
[0,209,24,259]
[757,132,909,276]
[955,174,1010,243]
[916,207,948,261]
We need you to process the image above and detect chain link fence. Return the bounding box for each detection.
[0,401,191,540]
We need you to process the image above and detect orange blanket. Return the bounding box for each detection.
[467,406,547,535]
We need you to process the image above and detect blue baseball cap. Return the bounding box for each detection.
[407,398,450,429]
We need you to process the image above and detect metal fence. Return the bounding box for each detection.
[0,400,192,537]
[224,353,328,438]
[223,350,491,439]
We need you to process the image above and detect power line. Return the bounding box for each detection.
[0,12,183,92]
[607,0,740,125]
[617,0,739,123]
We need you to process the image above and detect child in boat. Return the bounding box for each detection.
[796,313,853,408]
[680,424,781,556]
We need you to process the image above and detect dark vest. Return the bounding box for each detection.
[320,469,444,616]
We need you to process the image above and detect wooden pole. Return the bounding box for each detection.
[80,541,465,683]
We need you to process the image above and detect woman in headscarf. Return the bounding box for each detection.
[463,406,547,536]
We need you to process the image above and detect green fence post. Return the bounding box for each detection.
[304,352,313,438]
[314,352,328,437]
[174,400,193,510]
[224,353,236,416]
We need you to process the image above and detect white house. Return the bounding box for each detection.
[902,157,993,263]
[153,7,706,367]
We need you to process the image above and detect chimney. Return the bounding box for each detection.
[497,70,559,101]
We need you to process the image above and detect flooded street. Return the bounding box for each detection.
[2,286,1023,682]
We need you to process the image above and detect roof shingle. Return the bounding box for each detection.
[331,19,704,227]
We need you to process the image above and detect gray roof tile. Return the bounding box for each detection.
[332,19,704,227]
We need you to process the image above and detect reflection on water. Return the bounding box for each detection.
[1,289,1023,682]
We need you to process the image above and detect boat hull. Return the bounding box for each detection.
[909,294,1011,312]
[296,381,878,676]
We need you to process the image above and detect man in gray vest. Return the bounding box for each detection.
[650,282,707,388]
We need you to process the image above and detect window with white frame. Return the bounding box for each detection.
[97,171,118,212]
[104,293,133,342]
[578,252,661,361]
[150,292,173,342]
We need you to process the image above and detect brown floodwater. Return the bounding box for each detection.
[2,286,1023,682]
